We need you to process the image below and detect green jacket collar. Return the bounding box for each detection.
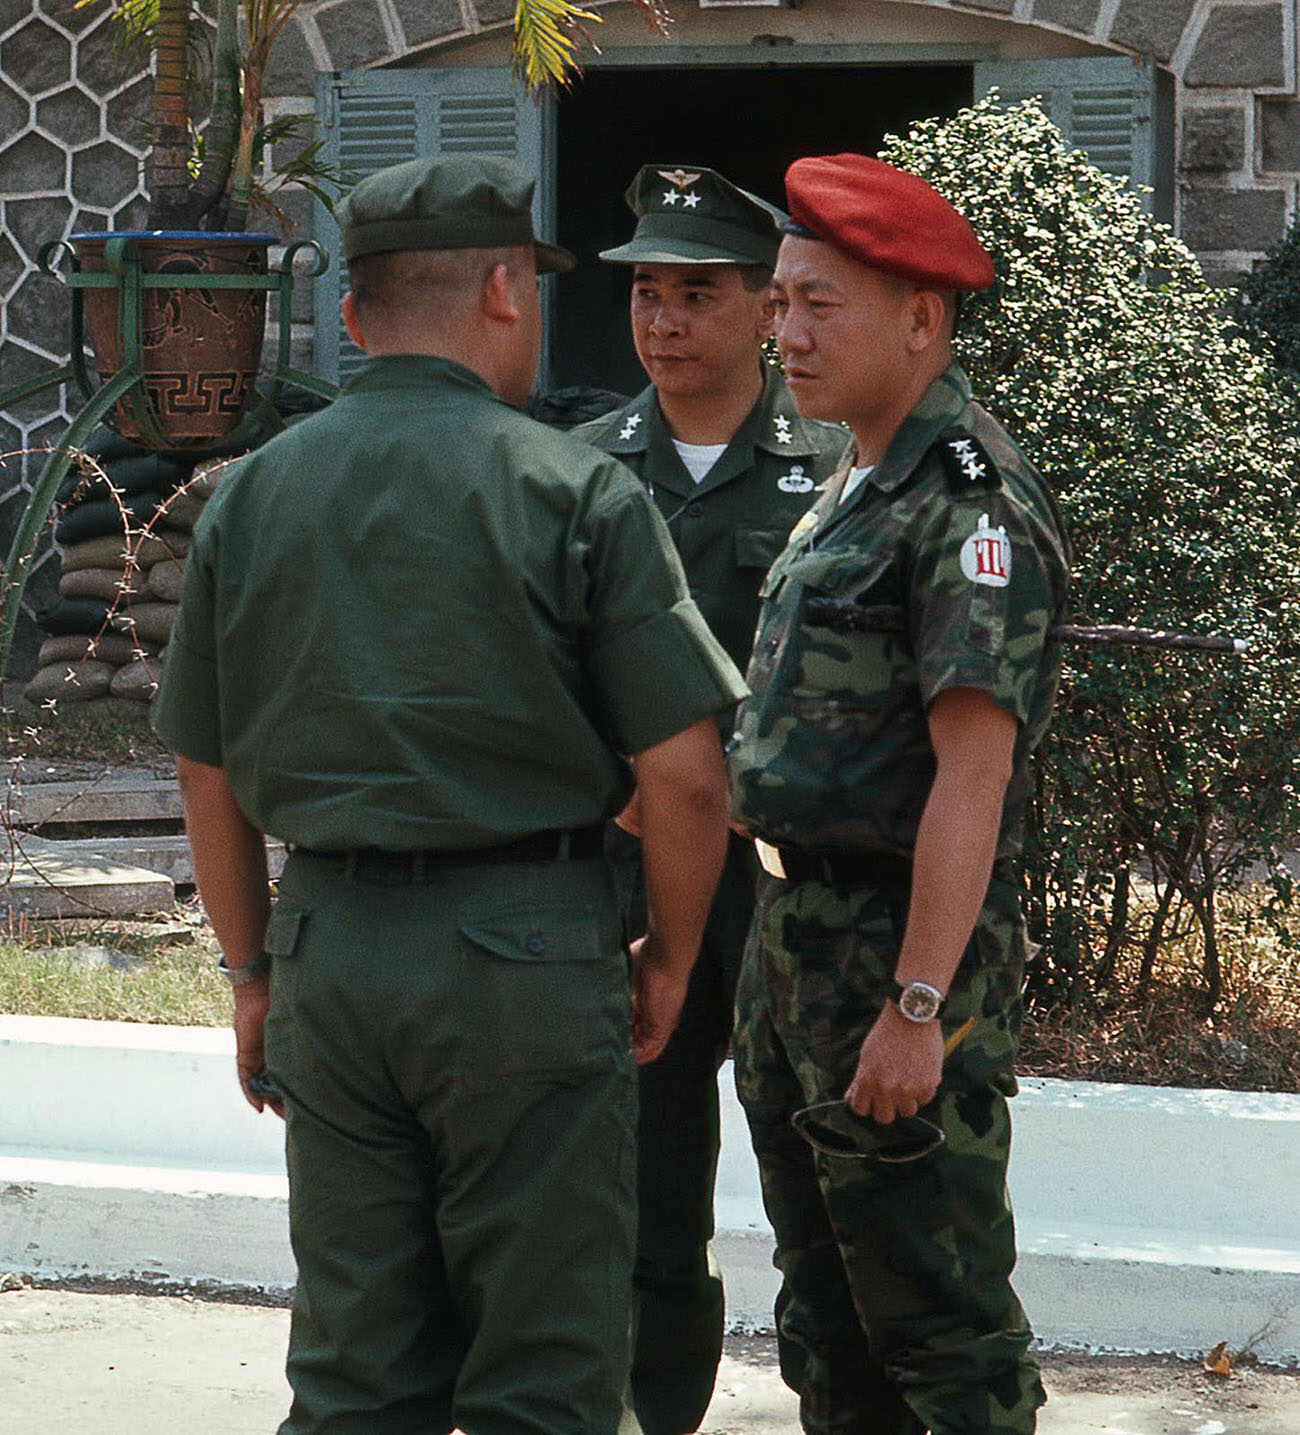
[824,363,974,510]
[869,363,973,496]
[813,364,974,534]
[601,362,827,499]
[342,353,499,400]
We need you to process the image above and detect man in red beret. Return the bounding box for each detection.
[727,153,1072,1435]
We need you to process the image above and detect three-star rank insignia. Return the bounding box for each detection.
[659,168,702,209]
[935,433,1000,493]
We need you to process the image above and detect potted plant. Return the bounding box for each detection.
[64,0,669,445]
[61,0,340,447]
[0,0,668,682]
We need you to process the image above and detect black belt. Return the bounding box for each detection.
[764,845,914,888]
[297,825,605,883]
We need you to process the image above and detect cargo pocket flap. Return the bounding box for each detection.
[799,553,893,599]
[262,903,306,957]
[461,905,603,963]
[735,525,788,570]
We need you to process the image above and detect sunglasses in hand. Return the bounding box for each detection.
[790,1015,976,1163]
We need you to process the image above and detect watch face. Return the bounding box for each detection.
[898,983,942,1022]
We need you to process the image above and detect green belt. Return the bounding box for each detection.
[296,825,606,884]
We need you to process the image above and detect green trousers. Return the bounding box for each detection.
[263,849,639,1435]
[733,864,1046,1435]
[608,829,756,1435]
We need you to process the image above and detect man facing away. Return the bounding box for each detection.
[152,153,747,1435]
[571,162,850,1435]
[728,154,1072,1435]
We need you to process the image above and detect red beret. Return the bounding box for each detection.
[784,154,994,293]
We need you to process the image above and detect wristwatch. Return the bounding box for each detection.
[888,980,947,1023]
[216,953,271,987]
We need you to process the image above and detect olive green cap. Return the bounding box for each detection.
[339,154,575,273]
[599,164,786,267]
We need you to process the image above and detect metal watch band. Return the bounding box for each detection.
[216,953,272,986]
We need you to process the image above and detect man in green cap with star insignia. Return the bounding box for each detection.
[571,162,849,1435]
[152,152,748,1435]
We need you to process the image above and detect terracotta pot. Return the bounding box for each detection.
[71,231,275,447]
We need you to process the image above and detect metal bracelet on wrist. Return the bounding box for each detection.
[216,952,272,987]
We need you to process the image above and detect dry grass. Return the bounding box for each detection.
[3,693,172,770]
[4,890,1299,1092]
[0,910,228,1026]
[1020,887,1300,1092]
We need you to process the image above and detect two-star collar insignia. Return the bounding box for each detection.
[606,402,651,453]
[759,402,815,458]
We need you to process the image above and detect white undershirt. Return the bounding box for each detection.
[839,465,875,505]
[673,439,729,485]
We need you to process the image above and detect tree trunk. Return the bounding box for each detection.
[1137,875,1176,994]
[187,0,241,229]
[224,27,271,231]
[147,0,195,228]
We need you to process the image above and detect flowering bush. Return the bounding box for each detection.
[882,97,1300,1009]
[1237,216,1300,377]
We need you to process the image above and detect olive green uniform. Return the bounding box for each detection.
[573,364,848,1434]
[728,365,1071,1435]
[153,354,746,1435]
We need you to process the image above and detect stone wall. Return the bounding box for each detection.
[2,0,1297,677]
[0,0,152,674]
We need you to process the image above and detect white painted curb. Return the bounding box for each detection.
[3,1015,1300,1361]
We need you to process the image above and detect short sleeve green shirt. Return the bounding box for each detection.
[153,355,746,850]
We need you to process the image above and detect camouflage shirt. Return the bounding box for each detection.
[727,364,1071,860]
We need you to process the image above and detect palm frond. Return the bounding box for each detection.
[512,0,603,95]
[254,120,353,206]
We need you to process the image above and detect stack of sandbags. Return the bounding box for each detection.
[24,430,231,711]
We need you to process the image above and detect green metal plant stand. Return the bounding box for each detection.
[0,235,339,682]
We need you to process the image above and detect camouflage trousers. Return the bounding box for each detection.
[732,860,1046,1435]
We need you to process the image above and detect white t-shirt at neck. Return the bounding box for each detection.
[839,465,875,505]
[673,439,729,485]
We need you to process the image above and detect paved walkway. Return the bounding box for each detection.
[1,1286,1297,1433]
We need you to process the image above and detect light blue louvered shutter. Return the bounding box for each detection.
[973,56,1172,220]
[312,68,553,384]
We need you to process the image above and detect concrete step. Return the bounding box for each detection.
[1,836,174,918]
[8,773,182,827]
[3,769,284,907]
[15,833,288,886]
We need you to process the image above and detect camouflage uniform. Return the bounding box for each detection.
[728,364,1071,1435]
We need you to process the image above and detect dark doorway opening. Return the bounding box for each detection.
[551,64,972,395]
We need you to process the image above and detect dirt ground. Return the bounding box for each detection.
[2,1285,1298,1434]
